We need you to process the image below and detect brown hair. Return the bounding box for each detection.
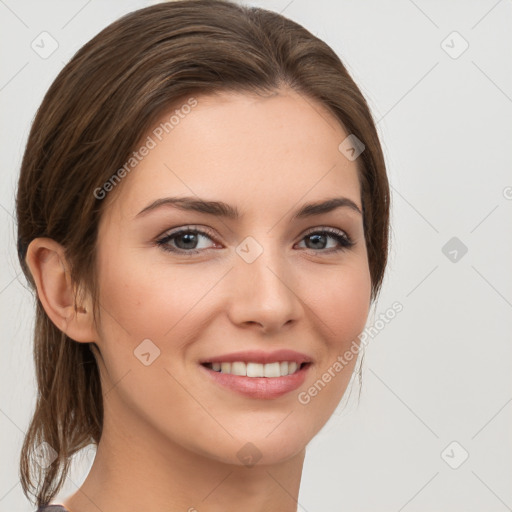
[16,0,389,506]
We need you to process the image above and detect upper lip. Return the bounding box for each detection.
[200,349,313,365]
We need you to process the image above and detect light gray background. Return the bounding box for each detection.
[1,1,511,511]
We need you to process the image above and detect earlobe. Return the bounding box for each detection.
[25,237,97,343]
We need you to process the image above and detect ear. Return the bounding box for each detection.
[25,237,97,343]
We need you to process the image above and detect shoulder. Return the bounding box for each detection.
[35,506,69,512]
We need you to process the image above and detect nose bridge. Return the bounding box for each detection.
[228,232,301,331]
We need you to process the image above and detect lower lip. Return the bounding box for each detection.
[199,364,310,399]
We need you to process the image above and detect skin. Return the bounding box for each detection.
[27,87,372,512]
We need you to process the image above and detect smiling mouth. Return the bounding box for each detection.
[201,361,310,378]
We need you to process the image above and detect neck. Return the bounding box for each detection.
[62,402,306,512]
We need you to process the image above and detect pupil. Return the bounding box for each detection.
[178,233,197,249]
[308,234,326,249]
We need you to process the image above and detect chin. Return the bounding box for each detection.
[189,414,322,468]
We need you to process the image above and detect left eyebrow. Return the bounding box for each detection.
[135,195,362,219]
[293,197,362,218]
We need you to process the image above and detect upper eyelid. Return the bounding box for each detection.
[158,225,217,241]
[157,225,349,240]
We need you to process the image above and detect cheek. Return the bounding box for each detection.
[297,259,371,415]
[305,258,372,348]
[93,249,230,407]
[97,247,217,343]
[92,253,222,442]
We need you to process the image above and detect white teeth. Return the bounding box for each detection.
[231,361,246,376]
[208,361,304,377]
[247,362,264,377]
[264,362,280,377]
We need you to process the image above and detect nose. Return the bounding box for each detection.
[226,241,303,334]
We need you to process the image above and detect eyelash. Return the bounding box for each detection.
[155,225,355,256]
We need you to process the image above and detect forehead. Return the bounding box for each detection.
[105,88,362,223]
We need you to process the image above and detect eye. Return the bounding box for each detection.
[155,226,355,255]
[156,226,218,255]
[295,227,354,254]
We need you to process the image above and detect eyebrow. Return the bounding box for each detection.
[136,195,362,220]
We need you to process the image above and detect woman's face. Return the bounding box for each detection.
[93,88,372,466]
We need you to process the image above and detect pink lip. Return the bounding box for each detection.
[198,349,312,399]
[199,349,312,365]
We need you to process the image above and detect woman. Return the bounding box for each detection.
[16,1,390,510]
